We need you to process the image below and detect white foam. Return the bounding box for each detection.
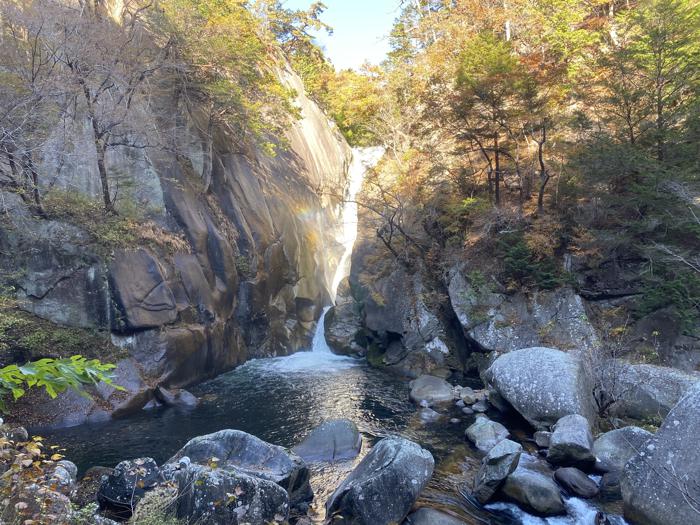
[246,307,360,374]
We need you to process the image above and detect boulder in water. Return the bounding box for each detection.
[486,347,596,428]
[173,463,289,525]
[466,415,509,454]
[593,426,652,472]
[326,437,434,525]
[501,455,565,516]
[554,467,599,498]
[409,375,454,406]
[97,458,163,519]
[622,382,700,525]
[292,419,362,462]
[547,414,595,469]
[167,429,312,506]
[473,439,522,504]
[404,507,467,524]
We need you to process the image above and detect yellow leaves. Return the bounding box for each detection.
[49,453,63,462]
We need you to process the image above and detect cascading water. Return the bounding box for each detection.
[330,146,385,300]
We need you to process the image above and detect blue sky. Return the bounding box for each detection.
[283,0,399,70]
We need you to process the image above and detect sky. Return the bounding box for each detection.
[283,0,399,70]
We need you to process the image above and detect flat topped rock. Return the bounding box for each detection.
[409,375,454,405]
[167,429,311,505]
[292,419,362,462]
[593,426,652,472]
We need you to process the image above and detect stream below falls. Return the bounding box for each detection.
[42,312,628,525]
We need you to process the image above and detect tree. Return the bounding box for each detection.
[455,33,527,206]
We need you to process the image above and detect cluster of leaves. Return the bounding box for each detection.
[635,267,700,333]
[0,356,121,411]
[497,232,564,290]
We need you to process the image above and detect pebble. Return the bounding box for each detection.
[450,418,461,424]
[472,400,489,413]
[462,407,474,415]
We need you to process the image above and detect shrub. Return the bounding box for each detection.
[497,232,563,290]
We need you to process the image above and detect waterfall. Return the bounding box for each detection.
[330,146,385,300]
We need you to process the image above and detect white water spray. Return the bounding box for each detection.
[330,146,385,300]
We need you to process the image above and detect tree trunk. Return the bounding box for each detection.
[494,131,501,206]
[537,125,549,212]
[94,138,113,212]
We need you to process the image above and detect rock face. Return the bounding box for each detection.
[97,458,163,518]
[326,437,434,525]
[404,508,467,525]
[447,268,599,354]
[0,64,352,428]
[466,415,510,454]
[593,427,653,472]
[501,455,566,516]
[547,415,596,469]
[554,467,599,498]
[168,430,312,506]
[486,347,596,428]
[409,375,455,406]
[172,464,289,525]
[473,439,522,503]
[324,301,364,356]
[622,382,700,525]
[603,362,699,421]
[292,419,362,463]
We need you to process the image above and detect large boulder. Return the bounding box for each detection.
[486,347,596,428]
[326,437,434,525]
[172,463,289,525]
[292,419,362,462]
[447,269,599,354]
[404,508,467,525]
[324,302,364,356]
[473,439,522,504]
[603,362,699,421]
[547,414,595,469]
[593,426,653,472]
[167,430,311,506]
[622,382,700,525]
[409,375,454,406]
[97,458,163,519]
[501,455,565,516]
[466,415,510,454]
[554,467,599,498]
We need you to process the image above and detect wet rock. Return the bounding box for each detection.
[173,463,289,525]
[292,419,362,462]
[326,437,434,525]
[168,429,312,506]
[534,431,551,448]
[472,400,489,413]
[324,302,363,356]
[404,507,467,524]
[466,415,509,454]
[418,407,442,424]
[473,439,522,504]
[486,347,596,428]
[622,382,700,525]
[154,386,199,408]
[547,415,595,469]
[47,461,78,496]
[599,471,622,501]
[97,458,163,519]
[462,407,474,415]
[459,387,477,405]
[593,426,653,472]
[409,375,454,406]
[501,455,565,516]
[554,467,599,498]
[602,362,699,421]
[450,418,461,424]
